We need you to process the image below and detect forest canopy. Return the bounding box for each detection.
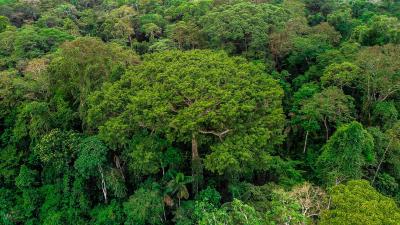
[1,0,400,224]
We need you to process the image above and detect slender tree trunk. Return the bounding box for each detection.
[303,131,309,154]
[114,155,124,179]
[327,196,332,210]
[367,73,372,125]
[323,117,329,140]
[372,138,393,184]
[163,205,166,222]
[191,134,201,194]
[128,35,132,47]
[98,165,108,204]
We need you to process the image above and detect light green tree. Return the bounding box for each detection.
[199,199,264,225]
[320,180,400,225]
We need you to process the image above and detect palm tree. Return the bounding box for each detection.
[165,172,193,206]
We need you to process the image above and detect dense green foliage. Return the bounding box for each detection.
[320,180,400,225]
[1,0,400,224]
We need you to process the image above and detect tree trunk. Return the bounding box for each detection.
[98,165,108,204]
[372,138,393,184]
[128,35,132,47]
[114,155,125,179]
[191,134,202,194]
[323,117,329,141]
[303,131,309,154]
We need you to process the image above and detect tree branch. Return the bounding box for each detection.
[199,129,231,140]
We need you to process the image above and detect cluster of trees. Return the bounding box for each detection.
[1,0,400,224]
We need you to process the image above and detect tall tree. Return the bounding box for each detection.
[372,122,400,184]
[48,37,139,125]
[100,5,137,44]
[200,2,288,57]
[321,62,361,90]
[299,86,354,140]
[87,50,285,192]
[166,21,203,49]
[316,121,374,185]
[355,44,400,121]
